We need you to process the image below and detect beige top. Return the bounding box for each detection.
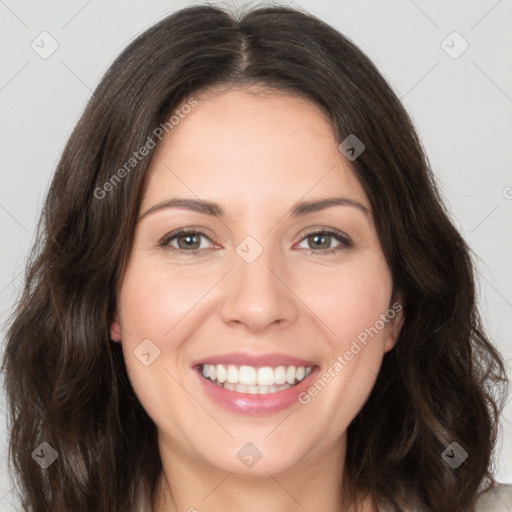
[134,483,512,511]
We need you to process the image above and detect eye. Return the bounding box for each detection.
[159,228,216,255]
[296,228,352,256]
[159,227,352,257]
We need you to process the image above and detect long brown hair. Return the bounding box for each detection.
[2,4,508,511]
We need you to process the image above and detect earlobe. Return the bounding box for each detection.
[384,332,399,353]
[384,301,405,353]
[110,311,122,342]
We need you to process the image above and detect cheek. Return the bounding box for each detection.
[312,257,393,407]
[303,255,393,348]
[118,258,213,339]
[115,263,196,428]
[115,257,224,411]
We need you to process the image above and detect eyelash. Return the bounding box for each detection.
[158,227,352,257]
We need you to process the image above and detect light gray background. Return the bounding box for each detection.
[1,0,511,509]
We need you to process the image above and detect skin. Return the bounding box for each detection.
[110,85,404,512]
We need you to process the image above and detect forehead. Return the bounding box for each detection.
[141,86,370,213]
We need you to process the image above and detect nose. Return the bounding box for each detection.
[219,239,300,334]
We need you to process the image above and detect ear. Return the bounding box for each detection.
[383,299,405,353]
[110,310,122,342]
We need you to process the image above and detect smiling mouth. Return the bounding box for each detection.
[198,363,313,394]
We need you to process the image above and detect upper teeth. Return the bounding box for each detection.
[201,364,312,386]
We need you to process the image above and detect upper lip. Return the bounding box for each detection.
[191,352,317,368]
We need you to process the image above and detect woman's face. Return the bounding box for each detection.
[111,86,402,477]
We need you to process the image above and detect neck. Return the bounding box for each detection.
[151,433,376,512]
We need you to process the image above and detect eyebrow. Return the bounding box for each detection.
[138,196,371,221]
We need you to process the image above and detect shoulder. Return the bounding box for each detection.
[475,483,512,511]
[133,483,512,512]
[379,483,512,512]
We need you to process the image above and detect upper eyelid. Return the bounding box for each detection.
[299,226,351,241]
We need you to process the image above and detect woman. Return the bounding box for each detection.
[2,4,511,511]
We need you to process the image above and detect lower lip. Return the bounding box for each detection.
[195,367,319,415]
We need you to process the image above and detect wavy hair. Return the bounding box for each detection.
[2,4,509,511]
